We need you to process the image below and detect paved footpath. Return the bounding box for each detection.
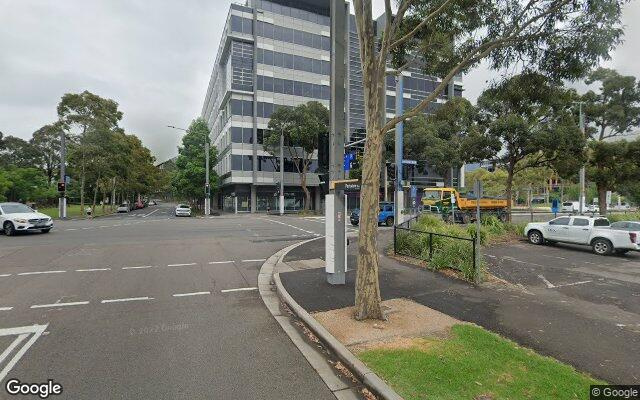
[0,205,335,399]
[280,233,640,384]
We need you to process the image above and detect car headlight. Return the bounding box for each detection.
[14,219,27,223]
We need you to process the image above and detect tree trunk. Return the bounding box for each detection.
[505,165,515,222]
[300,165,310,212]
[91,174,100,219]
[597,184,607,215]
[354,49,385,321]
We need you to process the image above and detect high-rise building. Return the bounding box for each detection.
[201,0,463,213]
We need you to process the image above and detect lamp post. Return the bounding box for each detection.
[58,126,67,219]
[279,128,285,215]
[572,102,586,215]
[167,124,210,215]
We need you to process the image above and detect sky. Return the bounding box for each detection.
[1,0,639,162]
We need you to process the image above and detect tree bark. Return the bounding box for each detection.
[300,164,310,212]
[597,184,608,215]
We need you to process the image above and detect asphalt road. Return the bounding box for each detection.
[0,204,335,399]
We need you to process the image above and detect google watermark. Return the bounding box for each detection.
[591,385,640,400]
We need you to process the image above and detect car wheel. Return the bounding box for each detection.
[592,238,613,256]
[41,229,51,233]
[385,216,394,227]
[4,222,15,236]
[527,230,543,245]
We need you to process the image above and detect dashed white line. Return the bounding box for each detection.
[0,307,13,311]
[66,228,77,231]
[221,287,258,293]
[173,291,211,297]
[0,274,11,278]
[241,259,266,263]
[101,297,153,303]
[538,274,555,288]
[76,268,111,272]
[143,209,159,218]
[122,265,156,270]
[554,280,592,288]
[167,263,197,267]
[17,270,65,276]
[541,254,566,260]
[261,218,319,235]
[30,301,90,309]
[208,261,234,264]
[99,225,109,228]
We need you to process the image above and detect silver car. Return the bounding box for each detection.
[175,204,191,217]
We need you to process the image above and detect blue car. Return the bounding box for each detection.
[350,203,394,226]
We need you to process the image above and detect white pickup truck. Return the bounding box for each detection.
[524,216,640,255]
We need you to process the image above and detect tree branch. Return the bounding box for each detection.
[389,0,455,51]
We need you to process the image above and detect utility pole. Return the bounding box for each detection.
[205,137,210,215]
[574,101,586,215]
[279,129,285,215]
[394,74,404,225]
[58,126,67,219]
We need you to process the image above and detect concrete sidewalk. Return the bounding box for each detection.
[279,233,639,384]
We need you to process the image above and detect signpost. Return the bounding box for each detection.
[474,179,482,285]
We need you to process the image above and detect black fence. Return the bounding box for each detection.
[393,214,478,274]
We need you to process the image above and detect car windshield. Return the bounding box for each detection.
[1,204,34,214]
[562,202,574,206]
[178,204,189,209]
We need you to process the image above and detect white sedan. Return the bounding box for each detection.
[0,202,54,236]
[175,204,192,217]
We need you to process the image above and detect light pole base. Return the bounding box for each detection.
[279,195,285,215]
[58,197,67,219]
[326,271,345,285]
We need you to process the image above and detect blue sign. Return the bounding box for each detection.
[343,153,355,171]
[410,185,417,198]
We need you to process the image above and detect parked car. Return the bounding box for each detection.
[588,204,600,213]
[350,203,394,227]
[175,204,192,217]
[117,203,130,213]
[0,202,54,236]
[612,203,631,211]
[561,201,580,213]
[524,216,640,255]
[148,200,157,206]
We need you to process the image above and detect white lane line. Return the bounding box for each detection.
[541,254,566,260]
[0,334,28,369]
[99,225,109,228]
[241,259,266,263]
[113,224,121,227]
[0,274,12,277]
[81,227,91,230]
[484,254,497,259]
[0,324,48,383]
[143,209,159,218]
[30,301,89,309]
[167,263,197,267]
[17,270,65,276]
[66,228,77,231]
[261,218,319,235]
[0,307,13,311]
[122,265,156,270]
[554,280,592,288]
[173,291,211,297]
[208,261,234,264]
[221,287,258,293]
[76,268,111,272]
[101,297,153,303]
[538,274,556,289]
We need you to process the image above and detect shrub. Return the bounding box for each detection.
[608,212,640,222]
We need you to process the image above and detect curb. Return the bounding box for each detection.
[258,238,404,400]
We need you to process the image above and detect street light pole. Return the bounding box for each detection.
[59,126,67,219]
[168,124,210,215]
[573,102,586,214]
[279,129,284,216]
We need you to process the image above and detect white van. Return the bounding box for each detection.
[561,201,579,213]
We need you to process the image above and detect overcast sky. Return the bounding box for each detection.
[1,0,639,162]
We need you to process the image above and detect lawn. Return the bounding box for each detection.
[359,324,603,400]
[37,204,114,219]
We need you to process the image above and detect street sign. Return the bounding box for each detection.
[402,159,417,165]
[343,153,354,171]
[64,175,71,184]
[410,185,417,198]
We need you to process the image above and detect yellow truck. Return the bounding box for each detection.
[422,187,508,223]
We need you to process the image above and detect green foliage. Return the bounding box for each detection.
[582,68,640,141]
[608,212,640,222]
[172,118,218,202]
[359,324,604,400]
[0,135,41,168]
[0,167,57,203]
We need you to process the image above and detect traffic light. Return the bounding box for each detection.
[57,182,66,192]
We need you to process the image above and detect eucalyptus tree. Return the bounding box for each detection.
[351,0,626,319]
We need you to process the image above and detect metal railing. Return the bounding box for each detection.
[393,215,477,273]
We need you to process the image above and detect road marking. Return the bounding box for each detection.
[76,268,111,272]
[221,287,258,293]
[167,263,197,267]
[554,280,592,288]
[502,256,546,267]
[122,265,156,270]
[99,225,108,228]
[17,270,65,276]
[0,324,48,382]
[143,209,159,218]
[538,274,556,288]
[30,301,89,309]
[173,291,211,297]
[261,218,318,235]
[241,259,266,263]
[81,227,91,230]
[113,224,121,227]
[101,297,153,303]
[66,228,77,231]
[208,261,234,264]
[484,254,497,258]
[0,274,12,277]
[0,307,13,311]
[541,254,566,260]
